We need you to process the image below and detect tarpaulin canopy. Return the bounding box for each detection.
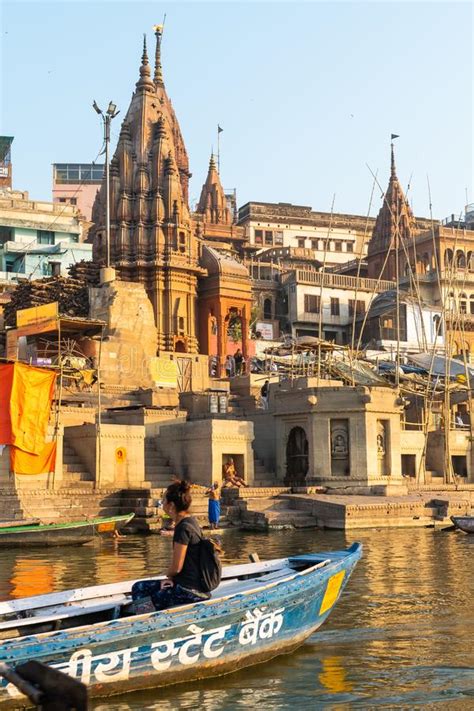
[408,353,474,378]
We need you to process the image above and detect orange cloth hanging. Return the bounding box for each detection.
[9,362,57,454]
[10,441,57,476]
[0,364,14,445]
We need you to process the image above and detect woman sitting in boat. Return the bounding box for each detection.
[131,480,211,610]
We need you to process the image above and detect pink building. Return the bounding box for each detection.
[52,163,104,221]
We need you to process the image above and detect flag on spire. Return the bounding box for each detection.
[391,133,400,140]
[218,124,223,134]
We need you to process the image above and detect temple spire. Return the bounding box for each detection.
[136,34,154,90]
[153,24,164,86]
[391,142,397,179]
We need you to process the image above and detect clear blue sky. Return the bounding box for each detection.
[1,1,472,220]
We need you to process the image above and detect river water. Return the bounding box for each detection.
[1,527,473,709]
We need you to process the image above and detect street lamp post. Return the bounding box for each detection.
[92,100,119,269]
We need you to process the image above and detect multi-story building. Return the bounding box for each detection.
[238,201,374,266]
[52,163,104,221]
[281,269,394,344]
[0,189,91,280]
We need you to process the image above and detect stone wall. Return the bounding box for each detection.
[157,418,255,486]
[65,423,145,488]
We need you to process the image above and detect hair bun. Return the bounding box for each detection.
[179,480,190,492]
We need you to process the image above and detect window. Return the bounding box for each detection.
[49,262,61,276]
[349,299,365,316]
[254,229,263,245]
[70,197,77,206]
[59,198,67,203]
[298,238,305,249]
[346,242,354,252]
[37,230,54,245]
[178,231,186,253]
[330,298,340,316]
[0,226,12,245]
[264,230,273,245]
[274,230,283,246]
[334,241,342,252]
[470,299,474,315]
[304,294,320,313]
[178,316,185,333]
[311,239,318,250]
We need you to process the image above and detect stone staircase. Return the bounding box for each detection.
[223,487,317,530]
[253,456,277,487]
[143,439,174,489]
[61,441,94,488]
[0,488,123,524]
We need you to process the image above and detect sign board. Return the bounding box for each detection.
[255,321,274,340]
[149,357,178,388]
[16,302,59,328]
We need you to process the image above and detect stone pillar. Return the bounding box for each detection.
[241,306,249,365]
[216,309,227,377]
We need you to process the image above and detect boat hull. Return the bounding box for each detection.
[451,515,474,533]
[0,544,361,707]
[0,514,134,547]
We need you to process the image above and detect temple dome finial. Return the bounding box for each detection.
[136,34,154,90]
[153,24,164,86]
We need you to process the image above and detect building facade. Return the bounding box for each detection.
[52,163,104,221]
[282,269,394,344]
[0,189,91,280]
[238,201,374,266]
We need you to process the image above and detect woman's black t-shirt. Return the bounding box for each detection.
[172,516,204,592]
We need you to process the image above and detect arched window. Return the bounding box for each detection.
[455,250,466,269]
[459,292,467,313]
[470,296,474,315]
[468,251,474,272]
[263,298,272,320]
[422,253,430,273]
[444,249,453,267]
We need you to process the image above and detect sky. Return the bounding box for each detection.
[1,1,472,221]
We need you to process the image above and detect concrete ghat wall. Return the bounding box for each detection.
[65,423,145,488]
[158,419,255,486]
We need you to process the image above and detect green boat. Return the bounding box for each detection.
[0,514,134,547]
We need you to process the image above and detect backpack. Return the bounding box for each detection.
[199,537,222,592]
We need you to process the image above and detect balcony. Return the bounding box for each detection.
[282,269,394,292]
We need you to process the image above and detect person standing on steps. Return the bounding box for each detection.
[234,349,243,376]
[260,379,270,410]
[206,482,221,530]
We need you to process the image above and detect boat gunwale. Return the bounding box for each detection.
[0,513,134,535]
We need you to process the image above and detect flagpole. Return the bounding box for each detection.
[217,124,221,174]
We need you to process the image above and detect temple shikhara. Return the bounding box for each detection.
[89,29,251,365]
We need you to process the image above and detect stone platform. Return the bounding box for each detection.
[222,487,474,530]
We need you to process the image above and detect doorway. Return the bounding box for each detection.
[285,426,309,485]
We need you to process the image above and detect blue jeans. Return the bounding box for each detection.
[131,580,209,610]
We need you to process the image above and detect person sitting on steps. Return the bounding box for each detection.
[222,458,248,488]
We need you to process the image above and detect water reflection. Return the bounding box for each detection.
[0,528,473,708]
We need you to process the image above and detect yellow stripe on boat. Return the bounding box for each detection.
[319,570,345,614]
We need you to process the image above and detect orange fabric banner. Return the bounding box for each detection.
[0,364,14,445]
[9,362,57,454]
[10,441,57,476]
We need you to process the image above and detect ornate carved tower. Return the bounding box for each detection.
[91,31,202,353]
[367,143,414,281]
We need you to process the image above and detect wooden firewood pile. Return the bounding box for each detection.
[3,260,103,327]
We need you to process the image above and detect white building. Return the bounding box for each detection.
[282,269,394,345]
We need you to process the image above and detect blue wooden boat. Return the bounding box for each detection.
[0,543,361,707]
[450,515,474,533]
